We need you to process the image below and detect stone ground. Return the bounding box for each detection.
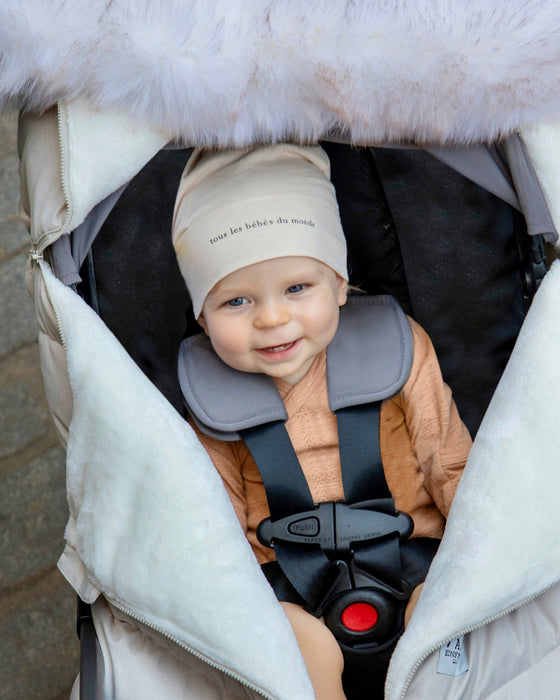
[0,112,78,699]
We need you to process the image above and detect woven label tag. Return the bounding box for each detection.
[437,636,469,676]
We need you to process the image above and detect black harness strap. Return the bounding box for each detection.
[336,403,390,503]
[242,422,336,610]
[241,421,314,519]
[337,403,404,589]
[242,401,410,609]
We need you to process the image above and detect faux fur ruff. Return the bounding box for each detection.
[3,1,560,146]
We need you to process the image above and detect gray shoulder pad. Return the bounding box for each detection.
[178,334,287,441]
[326,295,413,411]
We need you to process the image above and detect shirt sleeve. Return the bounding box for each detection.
[189,420,249,534]
[399,317,472,518]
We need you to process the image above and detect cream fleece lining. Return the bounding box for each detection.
[43,263,313,699]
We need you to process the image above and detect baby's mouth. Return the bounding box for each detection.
[256,339,301,356]
[262,342,295,352]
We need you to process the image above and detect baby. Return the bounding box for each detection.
[172,144,471,699]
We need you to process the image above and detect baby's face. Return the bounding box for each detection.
[198,256,348,384]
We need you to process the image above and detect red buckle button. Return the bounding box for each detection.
[341,602,379,632]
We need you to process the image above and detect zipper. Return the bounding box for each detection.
[29,248,43,263]
[26,102,74,256]
[36,259,68,350]
[398,578,560,699]
[56,102,74,238]
[106,596,275,700]
[27,101,75,346]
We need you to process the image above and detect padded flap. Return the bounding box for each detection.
[179,295,412,439]
[178,335,288,441]
[327,295,413,411]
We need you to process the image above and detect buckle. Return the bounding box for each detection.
[257,499,413,557]
[316,560,412,648]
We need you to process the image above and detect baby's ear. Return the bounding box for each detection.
[197,313,209,336]
[337,276,348,306]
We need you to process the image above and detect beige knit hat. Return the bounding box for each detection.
[172,144,347,318]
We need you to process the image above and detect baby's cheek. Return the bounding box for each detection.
[213,330,252,366]
[210,323,242,349]
[310,312,339,344]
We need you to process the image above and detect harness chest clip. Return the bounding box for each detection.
[257,499,413,557]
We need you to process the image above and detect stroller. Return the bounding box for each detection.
[8,2,560,698]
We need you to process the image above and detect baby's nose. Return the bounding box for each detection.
[254,301,291,328]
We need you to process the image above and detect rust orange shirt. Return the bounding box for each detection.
[191,317,472,564]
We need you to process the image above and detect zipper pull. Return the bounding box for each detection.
[28,248,44,263]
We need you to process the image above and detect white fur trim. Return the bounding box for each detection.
[386,260,560,699]
[3,1,560,145]
[40,263,313,700]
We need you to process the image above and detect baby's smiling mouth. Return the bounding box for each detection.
[263,342,295,352]
[256,339,301,355]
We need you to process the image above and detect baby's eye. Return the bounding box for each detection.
[287,284,305,294]
[227,297,248,307]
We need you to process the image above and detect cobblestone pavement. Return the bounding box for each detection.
[0,112,78,699]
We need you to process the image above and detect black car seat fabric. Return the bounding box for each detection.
[323,143,527,435]
[79,148,192,412]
